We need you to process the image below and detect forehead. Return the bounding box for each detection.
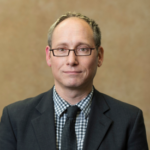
[51,17,94,47]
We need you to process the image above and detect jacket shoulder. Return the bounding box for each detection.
[101,92,140,112]
[4,89,52,118]
[98,92,143,125]
[94,89,142,119]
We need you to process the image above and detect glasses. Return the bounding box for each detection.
[49,48,95,57]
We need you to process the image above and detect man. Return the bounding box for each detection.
[0,12,149,150]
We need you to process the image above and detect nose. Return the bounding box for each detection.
[66,50,78,66]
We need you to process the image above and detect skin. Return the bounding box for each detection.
[46,17,104,105]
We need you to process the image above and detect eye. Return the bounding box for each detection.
[78,48,89,51]
[57,48,66,51]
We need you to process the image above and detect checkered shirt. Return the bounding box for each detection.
[53,86,93,150]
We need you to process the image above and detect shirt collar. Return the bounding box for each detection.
[53,86,93,119]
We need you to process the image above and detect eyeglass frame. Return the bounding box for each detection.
[49,48,96,57]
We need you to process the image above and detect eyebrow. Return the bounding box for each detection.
[53,42,92,48]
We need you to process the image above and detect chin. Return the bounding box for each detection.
[62,81,82,88]
[65,83,80,88]
[66,81,90,89]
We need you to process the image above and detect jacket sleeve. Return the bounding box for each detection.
[0,106,17,150]
[127,109,149,150]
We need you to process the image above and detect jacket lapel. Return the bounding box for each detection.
[83,89,113,150]
[31,88,56,150]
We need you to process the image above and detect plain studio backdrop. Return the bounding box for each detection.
[0,0,150,146]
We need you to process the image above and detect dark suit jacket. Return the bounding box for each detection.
[0,88,149,150]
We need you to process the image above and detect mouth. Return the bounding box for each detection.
[63,71,82,74]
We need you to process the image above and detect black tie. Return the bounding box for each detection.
[61,106,79,150]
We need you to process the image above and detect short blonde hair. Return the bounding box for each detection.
[48,12,101,49]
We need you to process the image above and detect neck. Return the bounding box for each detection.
[55,84,93,105]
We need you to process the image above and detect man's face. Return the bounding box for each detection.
[46,17,103,90]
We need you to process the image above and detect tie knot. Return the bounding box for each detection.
[67,106,79,118]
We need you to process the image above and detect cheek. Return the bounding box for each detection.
[82,58,98,74]
[51,58,64,70]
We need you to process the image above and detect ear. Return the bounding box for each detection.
[97,46,104,67]
[45,46,51,67]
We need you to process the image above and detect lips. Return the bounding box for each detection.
[63,71,82,74]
